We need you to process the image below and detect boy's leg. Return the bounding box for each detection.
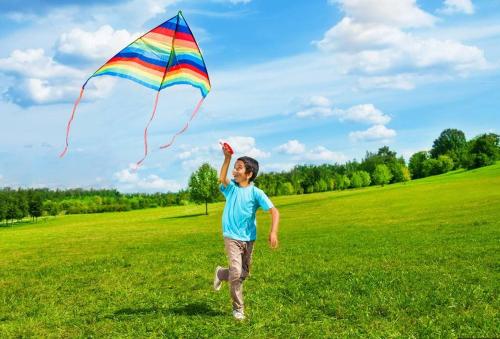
[224,237,245,312]
[240,241,254,281]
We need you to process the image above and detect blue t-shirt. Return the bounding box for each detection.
[220,179,274,241]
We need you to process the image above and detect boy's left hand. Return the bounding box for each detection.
[268,232,279,249]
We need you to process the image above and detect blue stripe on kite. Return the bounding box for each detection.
[115,51,169,68]
[161,79,209,97]
[174,55,206,70]
[123,45,170,62]
[160,20,191,34]
[93,71,161,91]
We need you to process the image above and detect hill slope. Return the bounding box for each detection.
[1,164,499,337]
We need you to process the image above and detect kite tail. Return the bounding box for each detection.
[135,91,162,168]
[159,97,205,150]
[59,87,85,158]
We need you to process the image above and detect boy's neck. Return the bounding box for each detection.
[238,180,251,187]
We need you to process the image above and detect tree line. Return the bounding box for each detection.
[0,188,189,225]
[1,129,498,223]
[188,129,499,213]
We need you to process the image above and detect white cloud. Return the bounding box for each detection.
[331,0,436,28]
[441,0,474,15]
[302,146,347,163]
[357,74,416,90]
[114,165,182,192]
[315,17,487,76]
[349,124,396,142]
[295,97,390,125]
[339,104,391,125]
[56,25,139,61]
[0,48,83,80]
[0,48,117,105]
[224,136,271,158]
[276,140,306,155]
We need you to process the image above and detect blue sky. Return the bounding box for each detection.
[0,0,499,192]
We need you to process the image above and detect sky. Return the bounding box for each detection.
[0,0,499,193]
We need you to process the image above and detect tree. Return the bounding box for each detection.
[0,192,7,224]
[409,151,429,179]
[437,155,454,173]
[463,133,500,169]
[28,194,43,222]
[277,182,294,195]
[350,172,363,188]
[392,163,411,183]
[359,171,371,187]
[188,163,219,215]
[373,164,392,186]
[430,128,467,167]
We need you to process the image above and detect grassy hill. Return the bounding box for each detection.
[1,164,499,337]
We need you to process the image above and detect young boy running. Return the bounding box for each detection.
[213,144,280,320]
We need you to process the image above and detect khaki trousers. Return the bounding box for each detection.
[217,237,254,312]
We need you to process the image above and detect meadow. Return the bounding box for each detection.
[0,164,499,337]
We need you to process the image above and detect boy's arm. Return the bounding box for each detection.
[219,153,231,187]
[268,207,280,249]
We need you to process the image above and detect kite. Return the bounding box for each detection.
[60,10,211,166]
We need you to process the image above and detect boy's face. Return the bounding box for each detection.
[232,160,252,184]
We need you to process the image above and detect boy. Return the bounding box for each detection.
[213,145,280,321]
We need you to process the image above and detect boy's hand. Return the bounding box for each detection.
[220,142,233,158]
[268,232,279,249]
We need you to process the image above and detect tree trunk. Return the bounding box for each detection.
[205,200,208,215]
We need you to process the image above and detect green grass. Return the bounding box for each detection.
[1,164,499,338]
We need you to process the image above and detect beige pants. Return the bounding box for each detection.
[217,237,255,312]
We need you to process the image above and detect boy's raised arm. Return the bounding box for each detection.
[219,150,232,187]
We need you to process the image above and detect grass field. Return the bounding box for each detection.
[1,164,499,337]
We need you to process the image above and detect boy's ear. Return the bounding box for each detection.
[246,171,253,180]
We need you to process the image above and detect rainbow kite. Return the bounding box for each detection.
[60,10,211,166]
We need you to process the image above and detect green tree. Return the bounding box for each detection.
[277,182,294,195]
[188,163,219,215]
[409,151,429,179]
[392,163,411,183]
[28,194,43,222]
[430,128,467,167]
[373,164,393,186]
[437,155,454,173]
[43,200,60,217]
[463,133,500,169]
[350,172,363,188]
[359,171,371,186]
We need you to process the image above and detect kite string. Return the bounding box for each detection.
[135,90,162,168]
[59,87,85,158]
[159,96,205,150]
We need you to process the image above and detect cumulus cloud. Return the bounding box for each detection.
[315,0,487,88]
[295,96,391,125]
[331,0,436,28]
[349,124,396,142]
[223,136,271,158]
[0,49,83,80]
[441,0,474,15]
[275,140,306,155]
[114,165,182,192]
[339,104,391,124]
[56,25,139,61]
[315,17,487,75]
[302,146,348,163]
[0,48,116,105]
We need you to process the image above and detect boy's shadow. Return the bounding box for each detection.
[112,302,223,317]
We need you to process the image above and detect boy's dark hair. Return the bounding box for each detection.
[237,156,259,182]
